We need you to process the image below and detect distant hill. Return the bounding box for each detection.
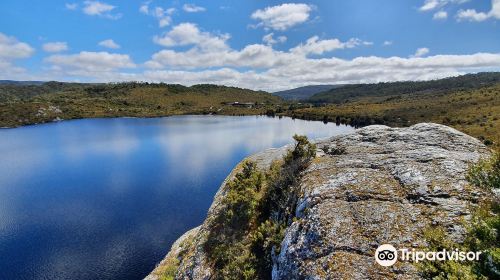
[0,80,45,86]
[0,82,283,127]
[307,72,500,104]
[273,85,344,100]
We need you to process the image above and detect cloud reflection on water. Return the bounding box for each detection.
[0,116,354,280]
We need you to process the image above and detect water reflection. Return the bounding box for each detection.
[0,116,354,280]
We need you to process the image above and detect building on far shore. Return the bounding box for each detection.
[222,102,255,108]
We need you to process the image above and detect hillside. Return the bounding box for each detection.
[0,80,45,86]
[0,82,282,127]
[307,72,500,104]
[273,85,344,100]
[284,73,500,148]
[146,124,498,279]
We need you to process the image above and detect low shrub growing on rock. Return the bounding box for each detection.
[420,151,499,279]
[203,135,316,280]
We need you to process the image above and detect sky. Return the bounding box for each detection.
[0,0,499,91]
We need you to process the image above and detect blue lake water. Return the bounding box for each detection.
[0,115,354,280]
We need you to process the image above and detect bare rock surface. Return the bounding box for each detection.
[145,123,490,280]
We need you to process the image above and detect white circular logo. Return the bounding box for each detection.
[375,244,398,266]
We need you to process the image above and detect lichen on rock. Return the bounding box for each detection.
[145,123,490,280]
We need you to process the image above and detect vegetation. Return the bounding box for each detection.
[273,85,343,100]
[0,82,282,127]
[307,73,500,104]
[419,152,499,279]
[286,81,500,148]
[203,135,316,280]
[1,73,498,148]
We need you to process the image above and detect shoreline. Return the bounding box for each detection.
[0,113,357,129]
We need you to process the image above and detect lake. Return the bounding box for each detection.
[0,115,354,280]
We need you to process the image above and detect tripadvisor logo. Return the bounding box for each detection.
[374,244,482,267]
[375,244,398,267]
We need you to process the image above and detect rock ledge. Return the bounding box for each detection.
[146,123,490,280]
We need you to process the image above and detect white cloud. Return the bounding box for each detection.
[0,33,35,59]
[433,10,448,19]
[419,0,470,12]
[146,44,295,69]
[43,42,69,53]
[251,3,312,31]
[183,4,206,13]
[139,3,149,14]
[290,36,371,56]
[456,0,500,22]
[262,33,287,45]
[138,52,500,91]
[98,39,120,49]
[153,23,230,51]
[65,3,78,10]
[31,50,500,92]
[141,29,500,92]
[0,33,35,78]
[45,51,135,73]
[412,47,430,57]
[140,3,175,27]
[383,41,393,46]
[82,1,122,19]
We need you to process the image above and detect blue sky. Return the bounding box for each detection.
[0,0,499,91]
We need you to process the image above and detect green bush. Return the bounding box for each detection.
[204,135,316,280]
[466,152,499,190]
[420,151,500,279]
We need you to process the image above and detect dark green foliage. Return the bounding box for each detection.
[204,136,316,280]
[308,72,500,104]
[273,85,344,101]
[261,135,316,223]
[465,201,500,279]
[467,153,500,190]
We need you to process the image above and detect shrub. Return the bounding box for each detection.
[204,135,316,280]
[420,151,499,279]
[466,152,499,190]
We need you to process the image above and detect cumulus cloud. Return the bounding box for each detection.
[139,3,175,27]
[45,51,135,73]
[153,23,230,51]
[412,47,430,57]
[0,33,35,77]
[137,22,500,92]
[0,33,35,59]
[43,42,69,53]
[419,0,470,12]
[383,41,393,46]
[183,4,206,13]
[433,10,448,19]
[456,0,500,22]
[262,33,287,45]
[65,3,78,10]
[82,1,122,19]
[251,3,312,31]
[291,36,371,56]
[35,51,500,92]
[98,39,120,49]
[146,44,295,69]
[139,53,500,91]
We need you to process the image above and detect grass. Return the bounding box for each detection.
[287,84,500,148]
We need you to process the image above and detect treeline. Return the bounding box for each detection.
[308,72,500,104]
[0,81,271,103]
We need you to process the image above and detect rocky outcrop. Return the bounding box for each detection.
[146,123,490,280]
